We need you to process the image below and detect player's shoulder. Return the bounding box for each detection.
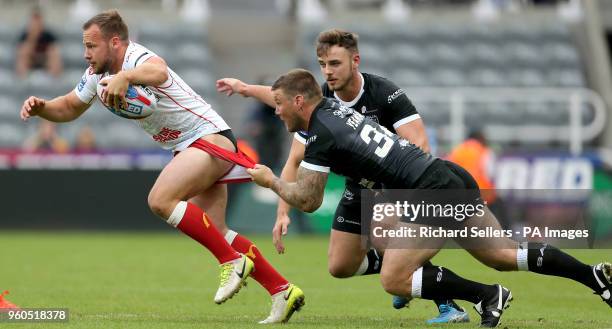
[311,98,339,128]
[315,98,362,130]
[363,72,400,93]
[124,42,158,67]
[363,72,408,105]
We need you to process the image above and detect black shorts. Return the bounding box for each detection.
[397,159,484,226]
[413,159,480,190]
[331,182,366,235]
[332,160,483,234]
[217,129,238,150]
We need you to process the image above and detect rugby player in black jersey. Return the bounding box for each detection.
[217,29,470,323]
[246,68,611,327]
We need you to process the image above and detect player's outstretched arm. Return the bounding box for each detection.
[216,78,275,108]
[20,91,90,123]
[248,165,328,213]
[273,138,306,253]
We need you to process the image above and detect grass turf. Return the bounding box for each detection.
[0,232,610,328]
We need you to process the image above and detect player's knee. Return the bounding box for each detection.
[482,250,516,271]
[327,253,361,278]
[327,262,355,278]
[147,190,172,219]
[380,271,410,296]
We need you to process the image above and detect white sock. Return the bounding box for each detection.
[354,256,369,276]
[224,230,238,245]
[411,267,423,298]
[166,201,187,227]
[516,242,529,271]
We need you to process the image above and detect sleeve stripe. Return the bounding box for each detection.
[393,114,421,129]
[134,52,150,66]
[294,132,306,144]
[300,161,330,173]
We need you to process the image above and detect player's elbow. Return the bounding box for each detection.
[155,68,169,85]
[300,197,322,213]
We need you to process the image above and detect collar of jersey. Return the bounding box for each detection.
[333,72,364,108]
[307,98,331,132]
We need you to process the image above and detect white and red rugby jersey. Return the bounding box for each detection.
[75,42,229,151]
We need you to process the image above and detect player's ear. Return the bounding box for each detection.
[110,36,121,49]
[352,52,360,68]
[294,94,304,108]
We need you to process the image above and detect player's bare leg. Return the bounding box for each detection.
[190,161,303,323]
[147,134,253,304]
[328,230,370,278]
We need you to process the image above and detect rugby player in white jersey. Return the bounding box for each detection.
[19,10,304,324]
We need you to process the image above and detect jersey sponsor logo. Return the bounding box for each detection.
[387,88,406,104]
[335,216,360,226]
[366,115,379,124]
[359,178,376,189]
[346,111,365,130]
[152,127,182,143]
[306,135,318,145]
[342,189,354,201]
[398,139,411,149]
[77,77,86,92]
[332,105,354,118]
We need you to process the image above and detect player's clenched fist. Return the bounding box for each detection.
[20,96,46,121]
[247,164,275,188]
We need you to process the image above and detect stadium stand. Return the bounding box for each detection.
[297,18,600,148]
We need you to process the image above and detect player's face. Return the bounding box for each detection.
[83,25,114,74]
[318,45,359,92]
[273,89,303,132]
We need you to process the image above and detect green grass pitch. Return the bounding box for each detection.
[1,232,610,328]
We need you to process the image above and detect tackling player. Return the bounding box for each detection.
[217,29,467,323]
[248,68,612,327]
[19,10,303,324]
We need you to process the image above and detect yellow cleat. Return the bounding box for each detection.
[258,284,305,324]
[214,254,254,304]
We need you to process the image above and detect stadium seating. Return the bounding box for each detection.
[298,19,591,139]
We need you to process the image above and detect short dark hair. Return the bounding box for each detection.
[271,69,322,101]
[316,29,359,57]
[83,9,129,42]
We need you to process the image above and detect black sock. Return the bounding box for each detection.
[525,242,599,291]
[362,248,383,275]
[423,261,461,309]
[420,264,493,304]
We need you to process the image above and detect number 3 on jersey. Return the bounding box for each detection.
[359,124,394,158]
